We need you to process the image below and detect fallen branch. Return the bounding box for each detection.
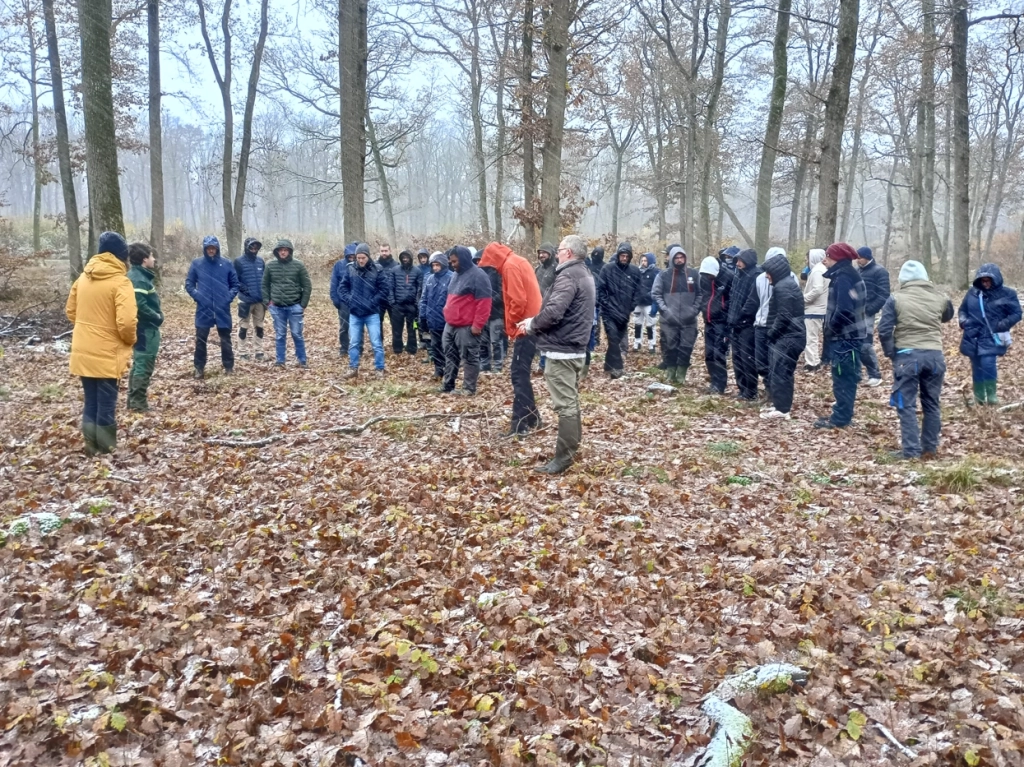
[997,401,1022,413]
[873,722,918,760]
[205,411,491,447]
[54,329,73,340]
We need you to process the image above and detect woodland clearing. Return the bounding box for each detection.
[1,263,1023,767]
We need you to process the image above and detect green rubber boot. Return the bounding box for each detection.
[82,422,99,456]
[677,365,689,385]
[94,424,117,454]
[986,380,999,405]
[973,382,986,405]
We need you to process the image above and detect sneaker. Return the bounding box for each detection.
[275,362,285,368]
[224,368,235,375]
[239,353,250,360]
[343,368,358,379]
[867,377,882,387]
[760,408,791,420]
[609,369,624,380]
[299,361,308,369]
[376,369,386,379]
[435,385,453,393]
[633,341,641,351]
[803,364,820,372]
[456,389,475,397]
[813,417,842,430]
[193,368,204,380]
[255,352,265,360]
[703,387,724,396]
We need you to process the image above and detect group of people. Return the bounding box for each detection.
[65,229,1020,467]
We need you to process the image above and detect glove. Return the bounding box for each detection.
[649,304,658,317]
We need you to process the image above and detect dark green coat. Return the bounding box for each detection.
[128,265,163,329]
[262,255,312,308]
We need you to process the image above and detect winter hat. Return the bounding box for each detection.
[615,241,634,258]
[699,256,721,276]
[273,239,294,257]
[668,244,686,263]
[590,246,605,264]
[98,231,129,262]
[765,246,787,262]
[355,242,372,257]
[898,260,929,283]
[856,246,874,261]
[736,248,759,268]
[538,242,556,259]
[808,248,826,266]
[826,242,858,262]
[471,247,481,263]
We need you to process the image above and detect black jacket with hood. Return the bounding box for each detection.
[727,248,763,328]
[763,253,806,345]
[598,242,642,324]
[390,250,424,308]
[651,246,701,326]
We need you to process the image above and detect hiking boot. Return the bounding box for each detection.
[376,369,386,379]
[608,369,624,380]
[813,417,843,430]
[343,368,358,379]
[193,367,204,380]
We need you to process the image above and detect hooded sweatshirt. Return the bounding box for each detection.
[536,243,558,296]
[598,242,642,324]
[419,253,453,332]
[185,235,239,328]
[479,242,543,339]
[755,247,786,327]
[444,246,492,330]
[651,246,701,326]
[804,249,829,316]
[763,253,805,344]
[234,237,265,304]
[958,263,1022,358]
[390,250,424,308]
[588,247,605,280]
[699,257,730,325]
[877,261,954,357]
[727,248,763,328]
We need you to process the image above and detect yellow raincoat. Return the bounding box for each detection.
[66,253,138,378]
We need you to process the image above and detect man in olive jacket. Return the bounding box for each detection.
[127,243,163,412]
[262,238,313,368]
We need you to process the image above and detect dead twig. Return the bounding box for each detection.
[997,401,1022,413]
[106,473,139,485]
[205,411,492,447]
[873,722,918,759]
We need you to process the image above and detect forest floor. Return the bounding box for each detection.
[1,268,1023,767]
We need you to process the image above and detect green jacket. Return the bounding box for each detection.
[128,265,164,329]
[877,279,953,357]
[262,255,312,308]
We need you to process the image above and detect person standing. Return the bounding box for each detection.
[517,234,596,474]
[419,252,454,379]
[651,244,701,385]
[633,253,660,352]
[234,237,266,360]
[262,239,312,368]
[479,258,507,373]
[126,242,163,412]
[416,248,432,353]
[760,251,806,420]
[814,242,867,429]
[186,235,239,379]
[699,256,731,394]
[877,261,954,458]
[388,250,423,355]
[856,246,891,386]
[754,247,787,399]
[479,242,544,434]
[588,246,605,347]
[958,263,1022,405]
[66,232,137,454]
[329,242,358,357]
[376,242,397,327]
[598,242,642,378]
[727,248,762,401]
[341,243,388,378]
[440,246,492,395]
[803,248,829,370]
[535,243,558,296]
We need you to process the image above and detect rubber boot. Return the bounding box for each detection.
[82,422,99,456]
[535,414,580,474]
[678,365,689,385]
[94,424,117,454]
[581,363,590,380]
[665,366,678,384]
[973,382,986,405]
[986,380,999,405]
[127,375,148,412]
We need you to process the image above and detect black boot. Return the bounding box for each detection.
[535,413,580,474]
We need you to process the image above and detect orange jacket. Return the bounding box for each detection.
[66,253,138,378]
[479,242,542,339]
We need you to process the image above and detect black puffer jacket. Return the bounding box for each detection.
[481,265,505,322]
[859,260,891,317]
[598,246,642,324]
[390,251,423,308]
[727,249,762,328]
[700,271,731,325]
[763,253,806,344]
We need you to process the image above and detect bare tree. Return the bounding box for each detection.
[754,0,790,255]
[148,0,163,261]
[339,0,368,242]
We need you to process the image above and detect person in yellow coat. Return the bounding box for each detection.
[65,232,138,454]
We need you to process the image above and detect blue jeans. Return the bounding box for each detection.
[269,304,307,364]
[890,349,945,457]
[829,345,862,426]
[969,354,998,383]
[349,313,385,370]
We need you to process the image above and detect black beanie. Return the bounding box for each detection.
[98,231,129,262]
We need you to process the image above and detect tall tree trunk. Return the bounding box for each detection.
[521,0,537,249]
[539,0,571,244]
[78,0,125,255]
[697,0,731,256]
[366,111,397,245]
[611,146,625,235]
[43,0,82,276]
[27,14,42,254]
[950,0,970,288]
[754,0,790,254]
[919,0,937,270]
[148,0,164,267]
[788,116,815,251]
[469,33,489,238]
[339,0,368,242]
[814,0,859,246]
[492,45,508,241]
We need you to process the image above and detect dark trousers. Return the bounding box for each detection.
[754,326,770,393]
[82,377,118,428]
[481,318,506,371]
[428,328,445,376]
[129,326,160,410]
[769,336,805,414]
[861,314,881,379]
[731,325,757,398]
[661,322,698,368]
[969,354,998,383]
[337,306,350,355]
[390,304,418,354]
[442,324,481,393]
[891,349,946,457]
[603,316,629,372]
[509,335,540,433]
[703,323,729,393]
[195,326,234,371]
[829,345,862,426]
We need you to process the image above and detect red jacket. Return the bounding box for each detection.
[443,246,492,330]
[479,242,543,339]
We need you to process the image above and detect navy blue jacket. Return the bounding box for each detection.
[340,260,387,318]
[959,263,1022,358]
[823,259,867,349]
[329,260,350,310]
[727,249,762,328]
[390,253,424,308]
[233,240,265,305]
[186,236,239,328]
[859,260,891,317]
[419,254,453,332]
[636,255,660,307]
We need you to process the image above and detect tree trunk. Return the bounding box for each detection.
[42,0,82,276]
[919,0,936,271]
[366,111,397,245]
[697,0,731,256]
[754,0,790,255]
[339,0,368,242]
[539,0,571,244]
[814,0,859,246]
[521,0,537,250]
[78,0,125,255]
[28,15,42,254]
[950,0,970,288]
[788,116,816,252]
[611,146,624,235]
[148,0,164,267]
[469,31,489,238]
[492,41,508,242]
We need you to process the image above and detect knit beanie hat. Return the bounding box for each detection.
[355,242,372,257]
[826,242,858,262]
[898,260,929,283]
[857,246,874,261]
[700,256,721,276]
[98,231,129,262]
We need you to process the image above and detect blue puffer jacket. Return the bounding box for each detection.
[959,263,1022,358]
[233,238,265,305]
[186,236,239,328]
[340,260,386,318]
[419,253,452,332]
